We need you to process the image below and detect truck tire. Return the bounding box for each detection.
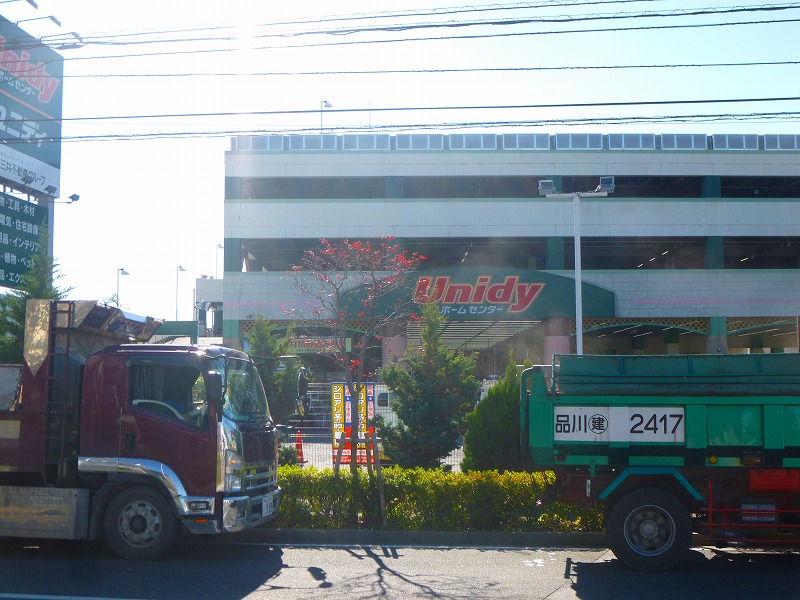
[606,488,692,571]
[104,487,177,560]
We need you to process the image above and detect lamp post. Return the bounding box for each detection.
[215,243,223,279]
[176,265,186,320]
[320,100,332,133]
[538,177,615,355]
[116,268,129,306]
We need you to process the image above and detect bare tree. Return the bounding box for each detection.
[283,237,425,473]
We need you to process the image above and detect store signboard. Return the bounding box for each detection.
[412,268,615,320]
[288,336,351,354]
[0,192,45,289]
[0,18,63,196]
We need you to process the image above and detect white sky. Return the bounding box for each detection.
[0,0,798,321]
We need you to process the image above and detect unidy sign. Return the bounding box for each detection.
[411,268,614,320]
[414,275,544,314]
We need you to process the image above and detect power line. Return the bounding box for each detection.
[39,3,800,47]
[7,110,799,144]
[59,60,800,79]
[53,3,800,47]
[37,0,676,46]
[9,4,797,66]
[7,96,800,124]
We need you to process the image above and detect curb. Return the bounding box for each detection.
[226,528,608,549]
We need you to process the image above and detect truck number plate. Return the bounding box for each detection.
[553,406,685,443]
[261,496,272,517]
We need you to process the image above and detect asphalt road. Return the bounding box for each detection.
[0,535,798,600]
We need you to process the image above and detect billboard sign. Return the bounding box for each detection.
[0,191,45,288]
[0,17,63,197]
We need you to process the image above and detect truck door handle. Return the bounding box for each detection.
[124,432,136,453]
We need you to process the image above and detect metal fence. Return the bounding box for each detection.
[283,383,464,471]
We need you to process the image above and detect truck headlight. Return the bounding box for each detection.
[227,474,242,493]
[225,450,243,492]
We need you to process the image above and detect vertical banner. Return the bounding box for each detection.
[331,382,375,464]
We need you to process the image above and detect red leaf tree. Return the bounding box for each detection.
[283,237,426,472]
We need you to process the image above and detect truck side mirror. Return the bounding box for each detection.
[205,372,223,413]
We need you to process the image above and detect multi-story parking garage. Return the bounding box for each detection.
[199,132,800,380]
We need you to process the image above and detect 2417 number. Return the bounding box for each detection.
[630,412,684,436]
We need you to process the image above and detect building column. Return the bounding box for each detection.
[543,317,571,359]
[706,236,724,270]
[707,316,728,354]
[382,322,408,364]
[382,336,407,364]
[546,237,566,270]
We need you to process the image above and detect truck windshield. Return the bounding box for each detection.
[213,357,272,423]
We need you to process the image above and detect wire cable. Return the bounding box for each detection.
[59,60,800,79]
[6,96,799,125]
[10,110,799,144]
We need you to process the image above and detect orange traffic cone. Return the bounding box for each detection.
[295,431,307,464]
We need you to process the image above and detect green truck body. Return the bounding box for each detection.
[521,353,800,571]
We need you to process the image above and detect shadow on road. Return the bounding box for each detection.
[571,548,800,600]
[0,537,287,599]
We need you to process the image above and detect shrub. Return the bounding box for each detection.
[271,465,602,532]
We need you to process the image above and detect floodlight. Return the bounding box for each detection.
[538,180,556,196]
[597,176,615,193]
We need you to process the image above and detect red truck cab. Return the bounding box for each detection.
[0,300,281,559]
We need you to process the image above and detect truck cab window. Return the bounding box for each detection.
[128,359,208,430]
[216,357,271,423]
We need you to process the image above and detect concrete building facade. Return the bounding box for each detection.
[208,132,800,379]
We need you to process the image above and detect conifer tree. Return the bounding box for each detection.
[380,299,478,469]
[461,350,528,472]
[0,225,71,363]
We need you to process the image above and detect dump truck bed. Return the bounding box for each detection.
[555,353,800,396]
[521,354,800,469]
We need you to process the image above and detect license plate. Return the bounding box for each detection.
[261,496,272,517]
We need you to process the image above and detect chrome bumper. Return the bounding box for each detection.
[221,487,282,533]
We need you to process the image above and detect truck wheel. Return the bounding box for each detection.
[607,488,692,571]
[104,487,177,560]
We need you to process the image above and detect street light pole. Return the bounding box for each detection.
[572,192,584,355]
[320,100,332,133]
[215,243,223,279]
[539,178,615,355]
[116,268,129,306]
[176,265,186,320]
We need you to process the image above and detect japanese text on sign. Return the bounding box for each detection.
[0,192,44,290]
[553,406,685,443]
[331,383,376,464]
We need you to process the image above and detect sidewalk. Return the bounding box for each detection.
[227,528,608,549]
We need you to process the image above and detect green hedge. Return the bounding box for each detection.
[271,466,603,532]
